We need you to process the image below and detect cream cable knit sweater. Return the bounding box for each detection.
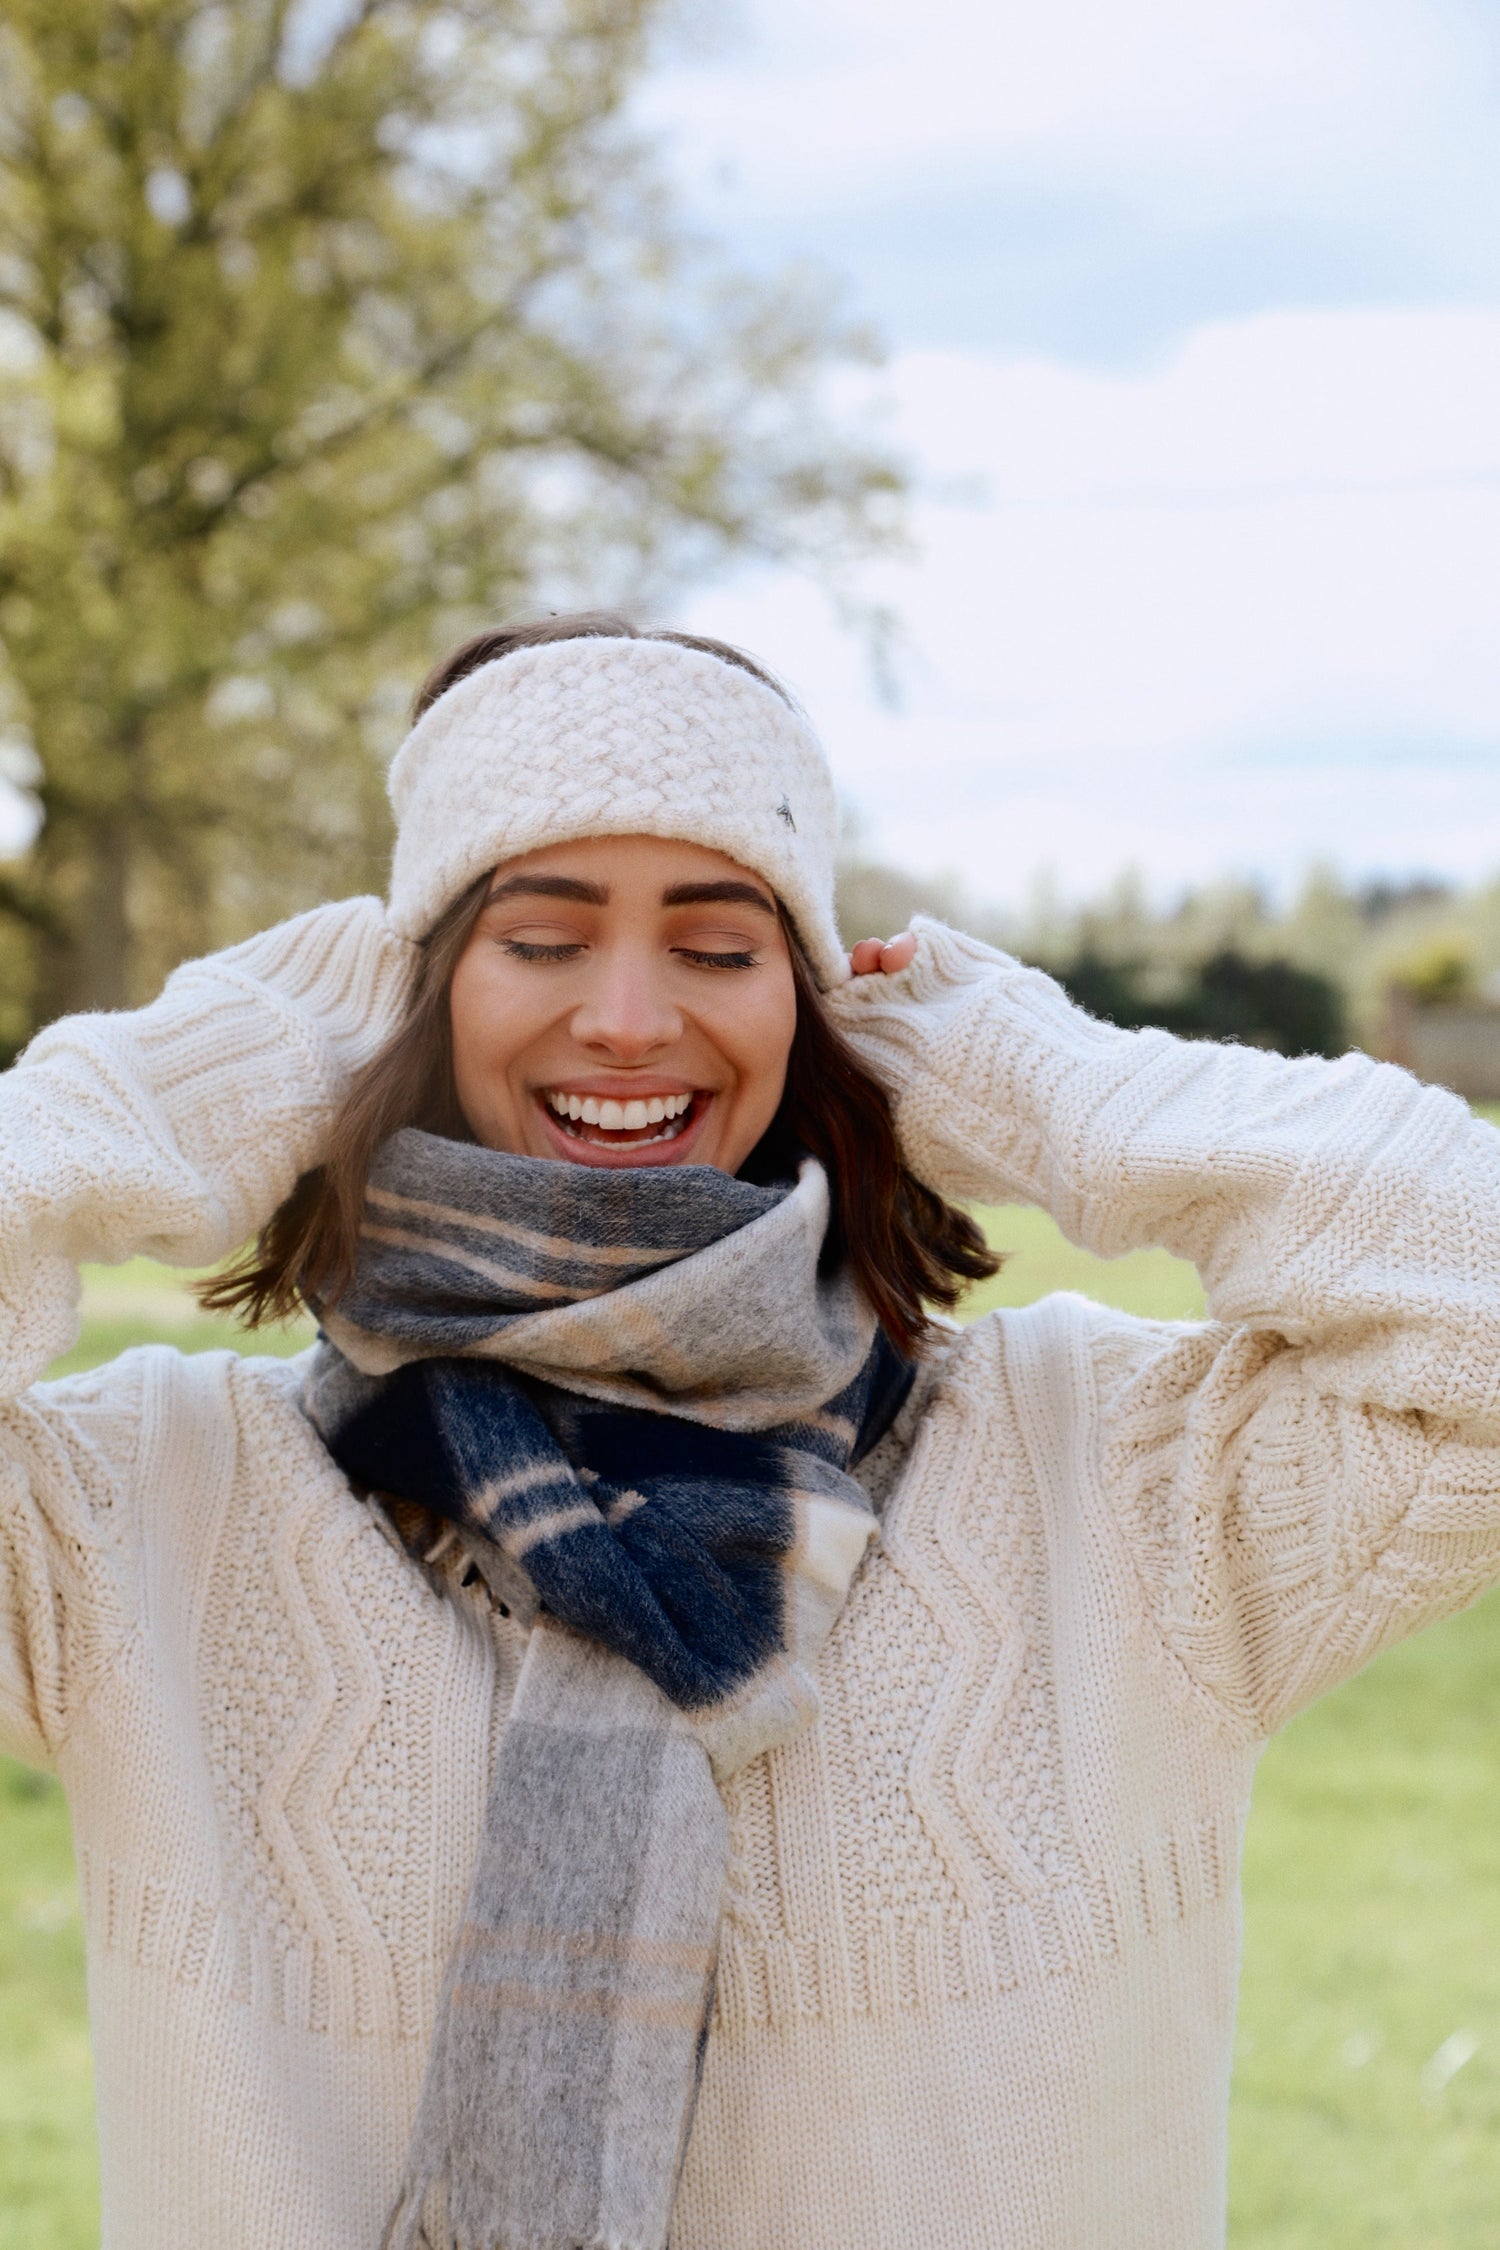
[4,902,1500,2250]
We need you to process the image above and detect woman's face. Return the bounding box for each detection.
[448,833,798,1173]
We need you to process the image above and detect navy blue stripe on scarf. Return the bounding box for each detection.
[316,1334,910,1713]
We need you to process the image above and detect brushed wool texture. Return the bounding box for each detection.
[307,1135,888,2249]
[385,637,848,988]
[5,900,1500,2249]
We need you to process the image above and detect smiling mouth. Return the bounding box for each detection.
[540,1089,702,1150]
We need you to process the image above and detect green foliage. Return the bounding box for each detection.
[1048,945,1345,1056]
[0,0,901,1024]
[837,851,1500,1055]
[1388,942,1476,1006]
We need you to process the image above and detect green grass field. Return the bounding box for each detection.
[3,1213,1498,2247]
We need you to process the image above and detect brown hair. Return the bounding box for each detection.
[200,616,999,1355]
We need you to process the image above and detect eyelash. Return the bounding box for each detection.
[674,947,758,971]
[500,941,758,970]
[503,941,585,963]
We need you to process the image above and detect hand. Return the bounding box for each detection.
[848,932,918,978]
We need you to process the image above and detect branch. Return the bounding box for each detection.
[317,0,403,67]
[147,285,542,551]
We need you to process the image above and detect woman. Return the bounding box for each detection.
[3,612,1498,2250]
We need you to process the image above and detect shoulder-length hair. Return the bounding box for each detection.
[200,612,998,1355]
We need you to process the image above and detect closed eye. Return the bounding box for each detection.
[673,947,758,970]
[503,939,587,962]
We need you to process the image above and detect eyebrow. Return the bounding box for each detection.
[485,873,777,915]
[660,880,777,915]
[485,874,609,905]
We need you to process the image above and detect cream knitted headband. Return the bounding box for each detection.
[386,636,848,989]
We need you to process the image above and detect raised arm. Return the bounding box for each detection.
[830,917,1500,1729]
[0,897,413,1763]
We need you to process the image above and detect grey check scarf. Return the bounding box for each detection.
[304,1131,910,2250]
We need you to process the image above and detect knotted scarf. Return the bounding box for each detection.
[304,1129,910,2250]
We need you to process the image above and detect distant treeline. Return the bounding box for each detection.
[836,854,1500,1058]
[1048,948,1343,1057]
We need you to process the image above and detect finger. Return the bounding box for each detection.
[879,932,917,973]
[849,937,886,976]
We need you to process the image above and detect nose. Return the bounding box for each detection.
[568,944,683,1063]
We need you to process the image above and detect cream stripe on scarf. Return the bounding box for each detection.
[305,1128,900,2250]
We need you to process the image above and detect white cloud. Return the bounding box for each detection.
[645,0,1500,362]
[648,0,1462,213]
[676,307,1500,902]
[901,311,1500,496]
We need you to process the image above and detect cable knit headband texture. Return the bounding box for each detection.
[386,636,848,988]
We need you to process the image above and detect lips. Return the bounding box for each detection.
[532,1087,712,1168]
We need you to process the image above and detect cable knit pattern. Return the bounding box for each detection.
[2,910,1500,2247]
[385,637,849,987]
[829,917,1500,1730]
[0,897,413,1391]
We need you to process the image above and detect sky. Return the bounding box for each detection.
[642,0,1500,904]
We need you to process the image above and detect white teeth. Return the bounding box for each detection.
[547,1090,696,1132]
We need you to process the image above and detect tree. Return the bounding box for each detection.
[1048,947,1345,1057]
[0,0,901,1031]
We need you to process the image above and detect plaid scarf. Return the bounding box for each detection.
[304,1130,910,2250]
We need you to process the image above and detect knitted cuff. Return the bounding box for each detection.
[824,917,1126,1205]
[11,898,416,1276]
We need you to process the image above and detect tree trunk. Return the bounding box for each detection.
[33,814,134,1023]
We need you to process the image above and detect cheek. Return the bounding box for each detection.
[447,951,535,1105]
[447,954,490,1078]
[721,969,798,1107]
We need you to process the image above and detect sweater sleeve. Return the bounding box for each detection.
[827,917,1500,1732]
[0,896,415,1764]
